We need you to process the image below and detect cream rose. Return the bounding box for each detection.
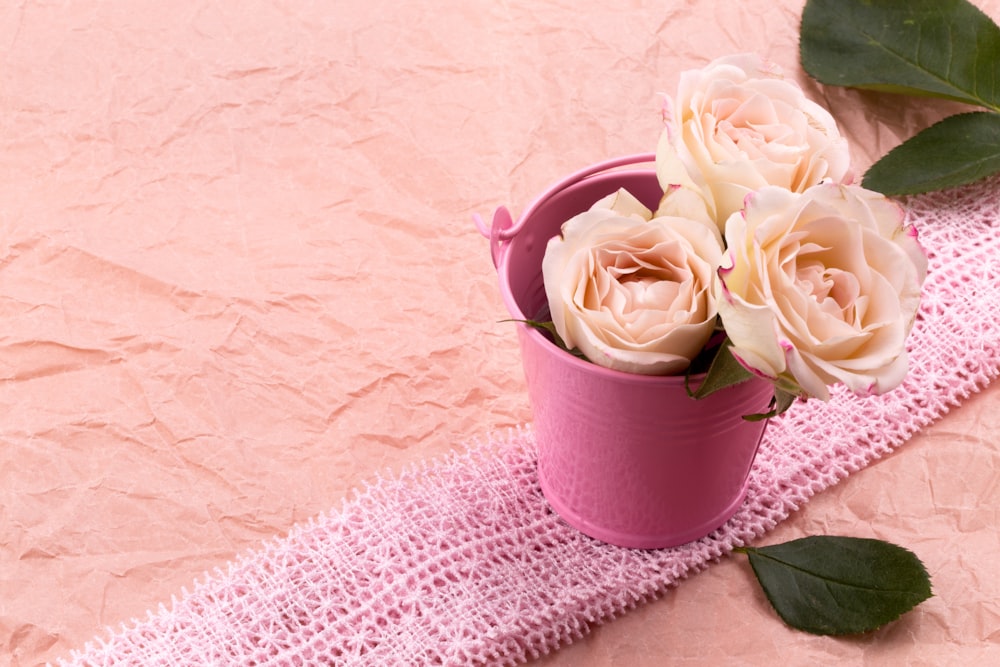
[657,53,851,230]
[542,188,723,375]
[717,183,928,400]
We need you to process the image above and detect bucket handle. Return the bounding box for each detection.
[474,152,656,268]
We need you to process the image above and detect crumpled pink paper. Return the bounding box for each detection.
[2,1,999,665]
[51,165,1000,667]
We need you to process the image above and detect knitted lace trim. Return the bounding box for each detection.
[59,178,1000,666]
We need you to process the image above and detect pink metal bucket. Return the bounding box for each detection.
[477,155,773,548]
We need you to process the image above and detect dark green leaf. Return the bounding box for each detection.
[800,0,1000,111]
[735,536,933,635]
[686,337,755,399]
[863,111,1000,194]
[743,388,796,422]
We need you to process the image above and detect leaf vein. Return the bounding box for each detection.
[855,24,1000,112]
[751,551,923,594]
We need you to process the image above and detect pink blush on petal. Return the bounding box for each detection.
[729,349,776,380]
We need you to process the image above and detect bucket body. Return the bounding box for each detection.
[489,157,773,548]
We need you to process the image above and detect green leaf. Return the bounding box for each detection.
[800,0,1000,111]
[686,337,755,399]
[735,536,933,635]
[743,387,796,422]
[863,111,1000,194]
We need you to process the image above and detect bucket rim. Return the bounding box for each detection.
[497,157,703,384]
[517,323,715,386]
[516,153,657,243]
[495,156,661,322]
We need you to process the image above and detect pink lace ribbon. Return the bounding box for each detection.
[60,179,1000,666]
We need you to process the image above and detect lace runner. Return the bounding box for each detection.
[59,178,1000,666]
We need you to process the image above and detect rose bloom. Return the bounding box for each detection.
[717,183,928,400]
[657,53,850,230]
[542,188,723,375]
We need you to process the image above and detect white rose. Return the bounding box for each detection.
[717,183,928,400]
[542,188,724,375]
[657,53,851,230]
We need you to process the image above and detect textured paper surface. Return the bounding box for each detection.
[1,1,998,665]
[48,172,1000,663]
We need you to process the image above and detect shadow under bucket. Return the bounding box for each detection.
[479,155,773,549]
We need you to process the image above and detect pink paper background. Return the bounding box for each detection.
[2,1,998,664]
